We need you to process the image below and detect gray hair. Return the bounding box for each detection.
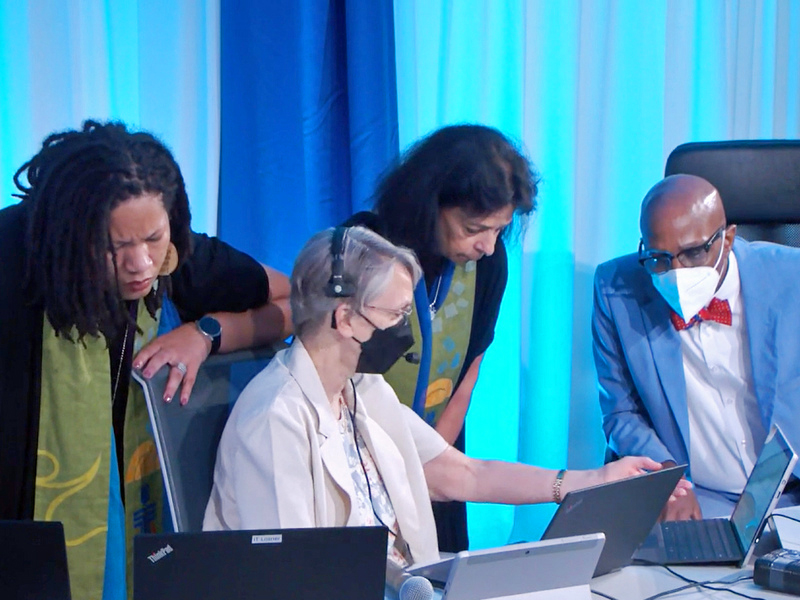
[290,226,422,336]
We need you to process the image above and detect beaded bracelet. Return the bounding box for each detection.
[553,469,567,504]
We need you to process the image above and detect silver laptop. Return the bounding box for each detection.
[410,533,605,600]
[634,426,797,566]
[134,526,387,600]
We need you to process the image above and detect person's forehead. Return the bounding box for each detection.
[642,189,722,249]
[451,204,514,227]
[373,264,413,305]
[108,193,169,236]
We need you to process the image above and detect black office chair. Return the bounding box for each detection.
[665,140,800,246]
[132,343,286,531]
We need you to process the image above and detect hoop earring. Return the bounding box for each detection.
[159,242,178,276]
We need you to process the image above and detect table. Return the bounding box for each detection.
[592,563,789,599]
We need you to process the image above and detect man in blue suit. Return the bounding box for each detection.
[593,174,800,520]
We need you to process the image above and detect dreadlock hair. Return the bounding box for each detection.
[14,120,192,341]
[373,124,540,278]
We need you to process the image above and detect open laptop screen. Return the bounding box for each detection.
[731,427,797,559]
[0,520,71,600]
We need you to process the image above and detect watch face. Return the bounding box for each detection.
[198,315,222,338]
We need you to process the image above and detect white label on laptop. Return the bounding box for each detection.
[251,534,282,544]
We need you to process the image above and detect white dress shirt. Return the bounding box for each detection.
[682,252,767,493]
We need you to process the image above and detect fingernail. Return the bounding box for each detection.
[133,362,141,369]
[180,397,188,406]
[164,396,172,403]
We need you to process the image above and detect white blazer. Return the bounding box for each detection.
[203,338,447,564]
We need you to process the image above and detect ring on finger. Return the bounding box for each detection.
[174,362,188,376]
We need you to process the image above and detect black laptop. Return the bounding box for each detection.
[541,464,687,576]
[634,426,798,566]
[0,520,72,600]
[134,526,387,600]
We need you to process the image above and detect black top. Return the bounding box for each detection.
[344,211,508,392]
[0,201,270,519]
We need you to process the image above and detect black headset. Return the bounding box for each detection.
[325,226,356,298]
[326,225,421,361]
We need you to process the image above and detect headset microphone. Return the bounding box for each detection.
[404,352,420,364]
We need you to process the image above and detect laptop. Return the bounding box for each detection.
[541,464,687,576]
[410,533,605,600]
[134,526,387,600]
[633,426,798,566]
[0,520,72,600]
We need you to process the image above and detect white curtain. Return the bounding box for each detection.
[394,0,800,548]
[0,0,220,234]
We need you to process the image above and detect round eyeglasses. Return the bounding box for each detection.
[638,226,726,274]
[363,304,413,326]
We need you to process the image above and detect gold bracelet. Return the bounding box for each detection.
[553,469,567,504]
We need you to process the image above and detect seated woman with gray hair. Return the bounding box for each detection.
[203,226,679,565]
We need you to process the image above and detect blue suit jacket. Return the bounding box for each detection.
[592,238,800,481]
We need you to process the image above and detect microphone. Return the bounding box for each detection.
[386,560,434,600]
[404,352,421,364]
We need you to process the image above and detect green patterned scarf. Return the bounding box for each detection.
[384,261,476,426]
[36,300,165,600]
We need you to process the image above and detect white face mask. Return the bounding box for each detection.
[650,237,725,320]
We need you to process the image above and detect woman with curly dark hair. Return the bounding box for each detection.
[0,120,291,599]
[347,124,539,552]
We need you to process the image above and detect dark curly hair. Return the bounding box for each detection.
[373,124,540,276]
[14,120,192,340]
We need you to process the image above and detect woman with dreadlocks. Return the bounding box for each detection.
[0,120,291,599]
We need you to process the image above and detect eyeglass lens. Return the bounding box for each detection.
[639,227,725,274]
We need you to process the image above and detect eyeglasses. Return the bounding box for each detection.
[363,304,413,326]
[638,226,726,274]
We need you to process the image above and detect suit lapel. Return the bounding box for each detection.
[735,241,778,421]
[284,341,358,524]
[640,289,691,459]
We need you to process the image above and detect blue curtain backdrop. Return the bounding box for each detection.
[218,0,399,274]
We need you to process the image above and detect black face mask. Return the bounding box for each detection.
[354,318,414,374]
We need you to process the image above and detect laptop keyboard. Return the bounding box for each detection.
[661,518,741,562]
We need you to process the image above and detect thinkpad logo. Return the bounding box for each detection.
[147,544,174,564]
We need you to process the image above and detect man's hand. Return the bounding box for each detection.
[661,484,702,521]
[658,461,701,520]
[133,323,212,405]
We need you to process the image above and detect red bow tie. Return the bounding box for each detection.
[670,297,732,331]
